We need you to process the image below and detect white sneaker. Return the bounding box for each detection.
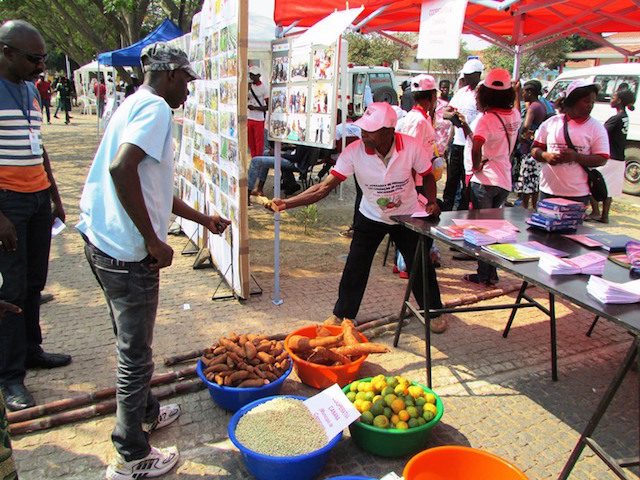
[143,404,181,433]
[106,446,179,479]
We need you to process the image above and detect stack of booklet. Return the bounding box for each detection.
[538,252,607,275]
[463,227,517,246]
[587,276,640,304]
[482,241,568,262]
[526,198,586,232]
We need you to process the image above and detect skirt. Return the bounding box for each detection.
[596,159,625,197]
[514,154,540,194]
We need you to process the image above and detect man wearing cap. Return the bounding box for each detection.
[267,102,443,323]
[248,65,269,157]
[442,58,484,211]
[77,42,230,480]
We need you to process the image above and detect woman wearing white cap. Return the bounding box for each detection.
[531,80,609,206]
[465,68,522,286]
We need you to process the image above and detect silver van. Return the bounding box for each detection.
[545,63,640,195]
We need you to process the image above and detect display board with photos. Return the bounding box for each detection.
[267,38,340,149]
[177,0,250,298]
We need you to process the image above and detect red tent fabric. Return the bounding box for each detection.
[274,0,640,52]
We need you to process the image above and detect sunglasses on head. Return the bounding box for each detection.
[2,43,48,64]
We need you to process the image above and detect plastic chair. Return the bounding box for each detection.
[79,95,97,115]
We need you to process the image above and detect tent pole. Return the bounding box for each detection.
[513,45,521,79]
[97,60,101,137]
[272,141,283,306]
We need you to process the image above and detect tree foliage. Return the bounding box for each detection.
[423,43,472,78]
[0,0,203,65]
[344,32,415,67]
[482,34,600,78]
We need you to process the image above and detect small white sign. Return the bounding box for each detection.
[380,473,403,480]
[417,0,468,59]
[51,217,66,237]
[304,384,360,440]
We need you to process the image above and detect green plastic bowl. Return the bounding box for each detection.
[342,377,444,458]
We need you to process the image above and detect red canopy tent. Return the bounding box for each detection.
[274,0,640,68]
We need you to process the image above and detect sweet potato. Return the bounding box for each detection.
[203,353,227,367]
[320,346,352,365]
[288,335,312,352]
[256,340,273,352]
[228,370,251,384]
[214,374,224,385]
[212,345,225,355]
[307,348,335,366]
[308,334,343,349]
[238,378,269,388]
[333,343,389,356]
[316,325,333,337]
[204,363,230,374]
[219,338,245,357]
[244,341,257,360]
[256,351,275,364]
[341,319,361,346]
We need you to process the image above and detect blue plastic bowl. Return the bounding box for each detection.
[228,395,343,480]
[196,358,292,412]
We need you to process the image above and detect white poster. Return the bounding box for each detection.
[417,0,468,59]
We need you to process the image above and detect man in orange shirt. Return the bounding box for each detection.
[0,20,70,411]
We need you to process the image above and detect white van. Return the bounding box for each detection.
[545,63,640,195]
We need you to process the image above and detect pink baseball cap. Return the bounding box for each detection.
[354,102,398,132]
[484,68,512,90]
[411,74,437,92]
[566,79,598,99]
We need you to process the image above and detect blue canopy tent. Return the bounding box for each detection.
[97,19,183,66]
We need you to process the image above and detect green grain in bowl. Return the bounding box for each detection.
[235,398,328,456]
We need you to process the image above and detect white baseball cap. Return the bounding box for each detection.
[484,68,512,90]
[461,58,484,74]
[391,105,407,120]
[411,74,438,92]
[354,102,398,132]
[566,79,598,99]
[248,65,261,75]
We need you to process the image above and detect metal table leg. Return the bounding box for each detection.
[550,292,558,382]
[393,236,422,347]
[503,281,528,338]
[558,337,639,480]
[421,236,432,389]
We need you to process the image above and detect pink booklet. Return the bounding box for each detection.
[563,234,604,248]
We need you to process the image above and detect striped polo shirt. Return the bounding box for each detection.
[0,78,50,192]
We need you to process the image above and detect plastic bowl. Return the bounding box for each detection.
[228,395,343,480]
[403,445,528,480]
[284,325,369,389]
[196,358,292,412]
[342,378,444,458]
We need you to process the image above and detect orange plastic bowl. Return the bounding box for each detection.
[403,446,528,480]
[284,325,369,389]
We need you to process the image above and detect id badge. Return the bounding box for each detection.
[29,130,43,155]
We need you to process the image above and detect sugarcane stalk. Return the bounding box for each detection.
[8,366,197,424]
[10,379,204,435]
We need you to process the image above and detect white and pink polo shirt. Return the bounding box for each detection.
[331,133,432,225]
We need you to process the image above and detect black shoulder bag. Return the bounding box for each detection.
[249,84,265,121]
[562,116,608,201]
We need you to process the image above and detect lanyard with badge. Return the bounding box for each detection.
[0,78,43,155]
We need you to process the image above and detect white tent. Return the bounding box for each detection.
[73,61,117,98]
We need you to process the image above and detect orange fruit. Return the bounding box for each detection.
[398,409,410,422]
[390,398,406,414]
[373,415,389,428]
[390,414,400,425]
[395,421,409,430]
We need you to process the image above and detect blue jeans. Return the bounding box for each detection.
[0,189,52,386]
[83,239,160,461]
[247,156,297,191]
[470,183,510,283]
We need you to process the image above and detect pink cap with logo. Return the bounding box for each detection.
[411,74,438,92]
[484,68,512,90]
[354,102,398,132]
[566,79,598,99]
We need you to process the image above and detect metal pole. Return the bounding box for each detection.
[272,141,283,305]
[339,38,349,201]
[512,45,522,79]
[96,60,101,137]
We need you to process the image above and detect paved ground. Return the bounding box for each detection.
[8,114,640,479]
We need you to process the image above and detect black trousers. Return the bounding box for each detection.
[0,189,52,386]
[333,211,442,320]
[442,144,467,211]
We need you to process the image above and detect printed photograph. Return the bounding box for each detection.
[312,46,335,80]
[269,113,288,139]
[287,86,308,114]
[270,86,287,114]
[286,114,307,142]
[309,114,333,145]
[312,83,332,114]
[289,50,309,82]
[271,56,289,83]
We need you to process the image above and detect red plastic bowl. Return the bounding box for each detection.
[284,325,369,389]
